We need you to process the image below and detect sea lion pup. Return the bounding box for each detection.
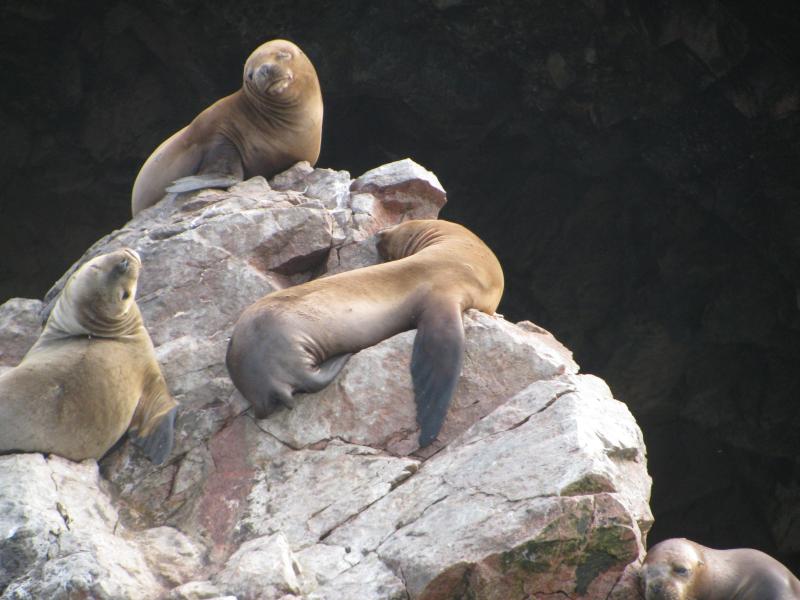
[641,537,800,600]
[226,219,504,446]
[0,249,177,464]
[131,38,323,216]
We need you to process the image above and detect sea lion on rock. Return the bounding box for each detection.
[131,39,323,216]
[641,537,800,600]
[0,249,177,463]
[226,219,504,446]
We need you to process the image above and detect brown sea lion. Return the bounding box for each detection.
[226,219,504,446]
[131,38,323,216]
[0,249,177,463]
[641,537,800,600]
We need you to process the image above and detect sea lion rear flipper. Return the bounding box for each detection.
[166,137,244,193]
[131,406,177,464]
[412,303,465,447]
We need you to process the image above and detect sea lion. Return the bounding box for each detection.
[641,537,800,600]
[0,248,177,463]
[131,38,323,216]
[226,219,504,446]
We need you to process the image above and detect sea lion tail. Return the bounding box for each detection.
[411,302,465,447]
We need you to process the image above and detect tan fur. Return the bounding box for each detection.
[131,39,323,215]
[226,219,504,422]
[0,249,176,462]
[641,538,800,600]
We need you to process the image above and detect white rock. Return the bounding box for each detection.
[214,533,314,599]
[0,161,650,600]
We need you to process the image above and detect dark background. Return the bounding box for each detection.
[1,0,799,572]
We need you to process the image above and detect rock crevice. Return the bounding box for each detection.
[0,160,650,599]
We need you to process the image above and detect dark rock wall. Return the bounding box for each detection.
[1,0,799,571]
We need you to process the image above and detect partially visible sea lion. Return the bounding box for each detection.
[131,38,323,216]
[226,219,504,446]
[641,537,800,600]
[0,249,177,463]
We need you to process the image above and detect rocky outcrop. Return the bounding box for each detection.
[0,160,652,599]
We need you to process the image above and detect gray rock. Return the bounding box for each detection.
[0,454,203,599]
[0,298,42,367]
[350,158,447,221]
[0,161,651,599]
[214,533,315,600]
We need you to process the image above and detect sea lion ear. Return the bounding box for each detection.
[411,301,465,447]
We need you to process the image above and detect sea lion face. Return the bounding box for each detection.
[641,539,704,600]
[243,39,315,101]
[66,248,142,327]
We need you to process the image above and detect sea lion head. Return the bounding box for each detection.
[376,220,449,261]
[640,538,705,600]
[243,39,319,103]
[50,248,142,337]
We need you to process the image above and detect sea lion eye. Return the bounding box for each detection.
[673,565,689,576]
[121,290,131,300]
[277,51,292,60]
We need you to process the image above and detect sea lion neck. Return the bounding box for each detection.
[238,82,309,128]
[398,226,448,258]
[43,292,144,342]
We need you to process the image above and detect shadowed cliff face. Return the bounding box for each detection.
[1,0,799,573]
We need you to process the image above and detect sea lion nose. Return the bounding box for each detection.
[253,63,278,93]
[119,247,141,265]
[647,581,663,596]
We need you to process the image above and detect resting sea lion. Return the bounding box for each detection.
[0,249,177,463]
[641,537,800,600]
[131,38,323,216]
[226,219,504,446]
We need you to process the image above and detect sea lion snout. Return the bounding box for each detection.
[122,248,142,264]
[112,248,141,275]
[252,62,293,94]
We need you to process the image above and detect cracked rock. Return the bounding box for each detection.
[0,160,651,599]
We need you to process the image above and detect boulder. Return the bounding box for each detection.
[0,159,652,599]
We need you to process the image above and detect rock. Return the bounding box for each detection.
[166,580,226,600]
[214,533,314,599]
[257,311,579,457]
[0,454,203,599]
[349,158,447,223]
[0,298,42,368]
[0,161,651,599]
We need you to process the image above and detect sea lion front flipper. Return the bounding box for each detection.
[166,174,242,193]
[298,353,353,393]
[411,303,465,447]
[131,406,177,464]
[129,372,178,464]
[166,137,244,193]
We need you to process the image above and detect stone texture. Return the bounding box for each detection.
[0,454,203,599]
[0,298,42,368]
[1,3,800,569]
[0,162,651,599]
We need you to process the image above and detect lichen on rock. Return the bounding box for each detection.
[0,159,651,599]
